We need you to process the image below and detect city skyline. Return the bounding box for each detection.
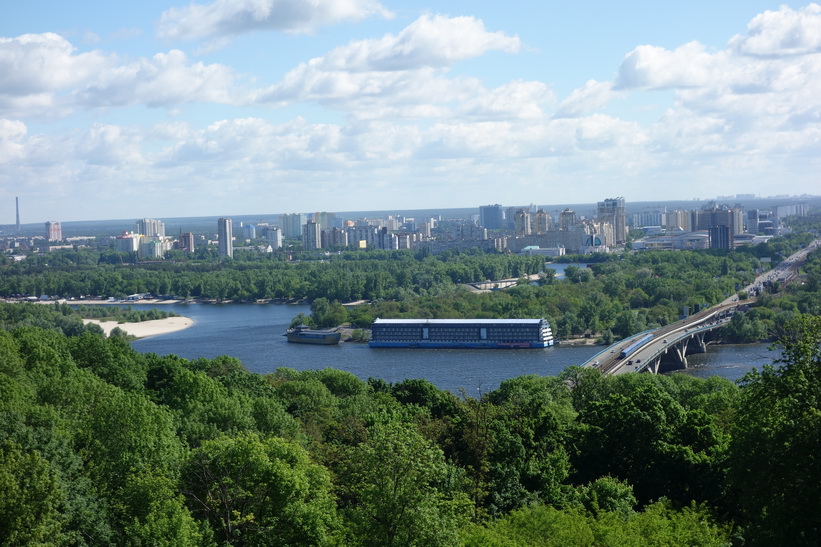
[2,1,821,223]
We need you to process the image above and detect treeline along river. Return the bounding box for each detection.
[129,303,776,393]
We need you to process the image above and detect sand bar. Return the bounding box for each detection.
[83,316,194,339]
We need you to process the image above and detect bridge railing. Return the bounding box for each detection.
[634,320,728,373]
[581,329,656,368]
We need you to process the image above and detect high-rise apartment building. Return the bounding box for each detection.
[666,210,691,232]
[597,197,626,244]
[513,209,531,236]
[312,212,337,229]
[218,218,233,259]
[479,204,504,230]
[135,218,165,237]
[747,210,760,234]
[692,206,742,235]
[179,232,195,254]
[281,213,306,238]
[266,227,283,250]
[45,221,62,241]
[348,225,377,249]
[243,224,256,240]
[709,225,732,250]
[532,209,549,234]
[559,209,576,231]
[322,227,348,249]
[633,207,666,228]
[115,231,140,252]
[303,221,321,251]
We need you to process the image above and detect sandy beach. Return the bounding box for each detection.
[83,316,194,339]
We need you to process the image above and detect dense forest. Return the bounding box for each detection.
[1,233,813,306]
[1,299,819,545]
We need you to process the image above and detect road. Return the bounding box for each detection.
[585,239,820,375]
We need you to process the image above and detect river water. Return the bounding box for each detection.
[128,303,777,393]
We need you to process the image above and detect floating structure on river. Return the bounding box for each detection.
[368,318,554,349]
[285,325,341,345]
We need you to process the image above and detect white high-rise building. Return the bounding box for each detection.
[218,218,233,259]
[267,227,283,250]
[281,213,306,238]
[135,218,165,237]
[45,221,62,242]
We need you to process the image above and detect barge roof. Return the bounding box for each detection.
[372,318,546,325]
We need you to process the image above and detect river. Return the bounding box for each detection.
[128,303,777,393]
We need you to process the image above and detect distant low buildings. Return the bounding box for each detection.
[140,238,172,259]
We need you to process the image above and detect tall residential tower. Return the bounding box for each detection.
[597,197,627,245]
[218,218,233,259]
[45,221,62,242]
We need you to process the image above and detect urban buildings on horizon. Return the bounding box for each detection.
[0,196,814,258]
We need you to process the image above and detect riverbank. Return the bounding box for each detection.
[83,316,194,339]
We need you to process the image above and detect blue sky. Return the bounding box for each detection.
[2,1,820,222]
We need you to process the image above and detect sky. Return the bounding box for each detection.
[2,0,820,223]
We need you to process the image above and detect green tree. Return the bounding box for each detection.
[342,422,471,546]
[728,315,821,546]
[182,432,339,546]
[573,377,723,505]
[0,440,66,545]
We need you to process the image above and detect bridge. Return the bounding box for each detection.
[581,302,742,375]
[581,239,820,375]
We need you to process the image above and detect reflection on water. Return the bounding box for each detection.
[675,343,779,382]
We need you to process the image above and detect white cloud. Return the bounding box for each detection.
[0,33,109,96]
[0,119,27,162]
[73,50,237,108]
[615,41,718,90]
[320,14,521,72]
[458,80,552,120]
[157,0,392,41]
[732,3,821,57]
[5,5,821,219]
[554,79,617,118]
[0,33,240,117]
[254,14,522,117]
[606,2,821,168]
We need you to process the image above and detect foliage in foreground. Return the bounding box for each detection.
[1,313,820,545]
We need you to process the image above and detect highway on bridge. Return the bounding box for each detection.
[583,239,820,375]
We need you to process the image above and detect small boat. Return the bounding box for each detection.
[285,325,341,345]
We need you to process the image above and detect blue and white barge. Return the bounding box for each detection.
[368,318,553,349]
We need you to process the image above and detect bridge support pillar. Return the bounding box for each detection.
[690,332,707,354]
[657,342,688,373]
